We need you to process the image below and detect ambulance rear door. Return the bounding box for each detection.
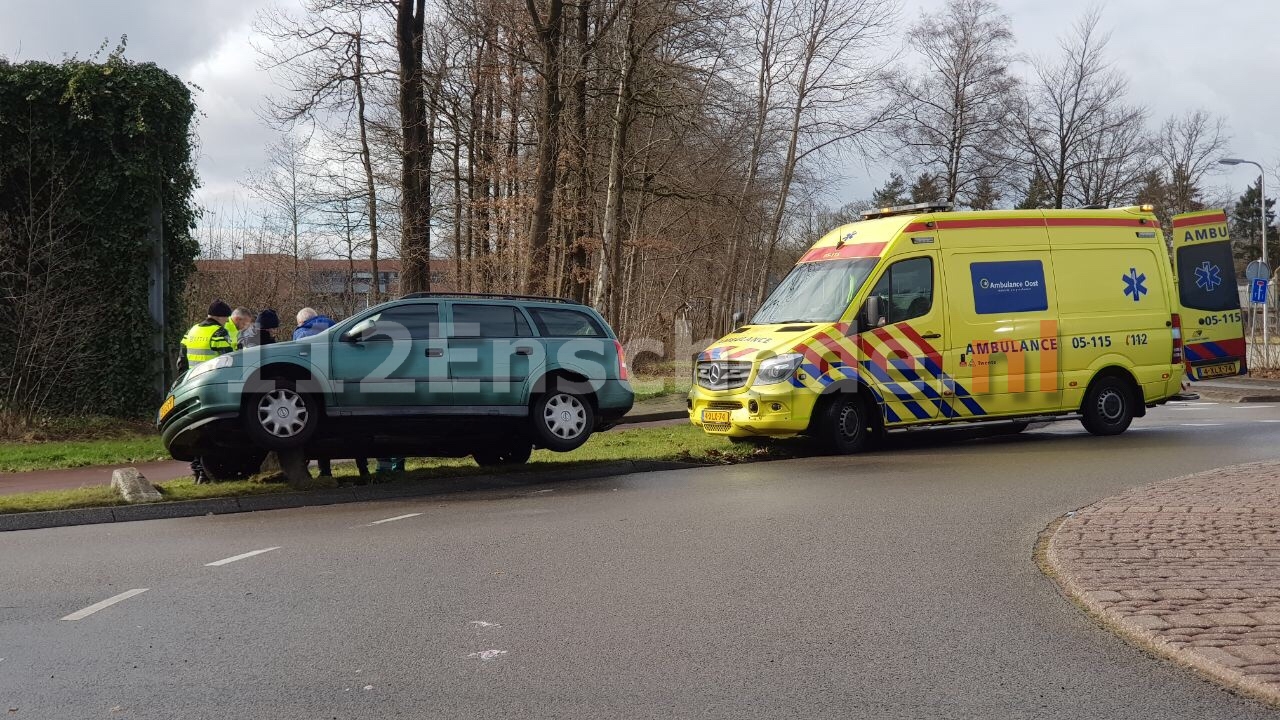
[1171,210,1247,379]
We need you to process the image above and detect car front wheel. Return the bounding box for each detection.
[243,380,320,450]
[532,388,596,452]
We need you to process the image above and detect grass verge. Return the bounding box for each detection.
[0,424,798,515]
[0,436,168,473]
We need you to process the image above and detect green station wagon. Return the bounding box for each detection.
[158,293,634,479]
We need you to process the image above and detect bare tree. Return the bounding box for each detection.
[891,0,1015,205]
[1155,109,1230,215]
[242,133,316,269]
[1010,8,1144,209]
[756,0,899,303]
[1068,104,1149,208]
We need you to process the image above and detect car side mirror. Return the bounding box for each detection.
[864,295,884,329]
[341,318,376,343]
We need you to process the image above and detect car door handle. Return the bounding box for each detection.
[921,332,942,339]
[425,348,444,358]
[515,346,534,356]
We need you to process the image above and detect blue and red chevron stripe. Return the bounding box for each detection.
[1184,337,1245,363]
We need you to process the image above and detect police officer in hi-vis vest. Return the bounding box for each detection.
[177,299,236,374]
[177,300,237,483]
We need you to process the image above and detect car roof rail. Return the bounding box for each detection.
[859,201,954,220]
[398,291,582,305]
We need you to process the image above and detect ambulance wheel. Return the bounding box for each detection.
[1081,375,1135,436]
[816,394,872,454]
[243,379,320,450]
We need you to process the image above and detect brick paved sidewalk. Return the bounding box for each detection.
[1044,460,1280,704]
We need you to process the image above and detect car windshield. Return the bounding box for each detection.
[752,258,878,324]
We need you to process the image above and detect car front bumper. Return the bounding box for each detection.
[157,380,245,461]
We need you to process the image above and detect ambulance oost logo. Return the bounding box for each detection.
[1194,260,1222,292]
[1122,267,1147,302]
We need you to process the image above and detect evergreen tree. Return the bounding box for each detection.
[1016,170,1052,210]
[961,177,1000,210]
[910,173,943,204]
[872,172,910,207]
[1229,179,1279,271]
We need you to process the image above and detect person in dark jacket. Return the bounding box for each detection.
[293,307,335,340]
[238,308,280,350]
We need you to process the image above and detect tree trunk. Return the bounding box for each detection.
[600,53,633,325]
[397,0,431,293]
[354,30,380,304]
[525,0,565,295]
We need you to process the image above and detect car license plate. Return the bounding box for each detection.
[158,395,175,421]
[702,409,730,423]
[1198,362,1238,379]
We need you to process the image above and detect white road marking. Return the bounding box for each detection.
[61,589,148,621]
[469,621,501,628]
[467,650,508,661]
[1233,405,1276,409]
[1169,401,1219,406]
[1180,423,1223,427]
[205,547,281,567]
[367,513,422,526]
[1258,419,1280,423]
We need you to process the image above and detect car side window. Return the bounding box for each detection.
[529,308,606,337]
[365,303,439,340]
[451,304,534,338]
[865,257,934,326]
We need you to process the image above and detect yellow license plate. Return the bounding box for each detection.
[158,395,176,421]
[1198,362,1238,379]
[702,409,731,423]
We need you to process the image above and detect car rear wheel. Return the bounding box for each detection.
[243,380,319,450]
[1081,375,1135,436]
[473,442,534,467]
[532,386,596,452]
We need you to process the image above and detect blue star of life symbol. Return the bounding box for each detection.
[1194,260,1222,292]
[1123,267,1147,302]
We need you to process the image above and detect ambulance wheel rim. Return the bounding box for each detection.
[1096,388,1125,423]
[837,401,861,439]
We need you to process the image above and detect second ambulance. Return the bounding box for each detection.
[689,203,1246,452]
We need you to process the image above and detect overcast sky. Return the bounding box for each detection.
[2,0,1277,226]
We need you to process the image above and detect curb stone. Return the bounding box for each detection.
[0,460,702,533]
[1041,461,1280,708]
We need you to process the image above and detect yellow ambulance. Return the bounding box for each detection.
[689,203,1243,453]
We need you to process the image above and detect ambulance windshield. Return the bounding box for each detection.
[752,258,878,324]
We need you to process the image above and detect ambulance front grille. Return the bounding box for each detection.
[696,360,752,390]
[707,401,743,410]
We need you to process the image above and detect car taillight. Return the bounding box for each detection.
[613,340,630,381]
[1171,313,1183,364]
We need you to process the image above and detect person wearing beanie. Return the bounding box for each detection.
[178,299,235,374]
[238,308,281,350]
[177,299,238,484]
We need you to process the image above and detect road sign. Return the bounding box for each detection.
[1247,260,1271,282]
[1251,278,1269,305]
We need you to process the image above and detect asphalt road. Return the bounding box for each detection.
[4,401,1280,719]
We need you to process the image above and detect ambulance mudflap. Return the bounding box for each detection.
[1171,210,1247,380]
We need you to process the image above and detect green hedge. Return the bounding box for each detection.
[0,51,199,419]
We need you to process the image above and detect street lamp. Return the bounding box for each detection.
[1219,157,1270,366]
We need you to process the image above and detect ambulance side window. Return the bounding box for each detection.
[864,257,933,326]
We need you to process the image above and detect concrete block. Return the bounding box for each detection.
[111,468,162,504]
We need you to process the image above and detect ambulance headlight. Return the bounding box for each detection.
[753,353,803,386]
